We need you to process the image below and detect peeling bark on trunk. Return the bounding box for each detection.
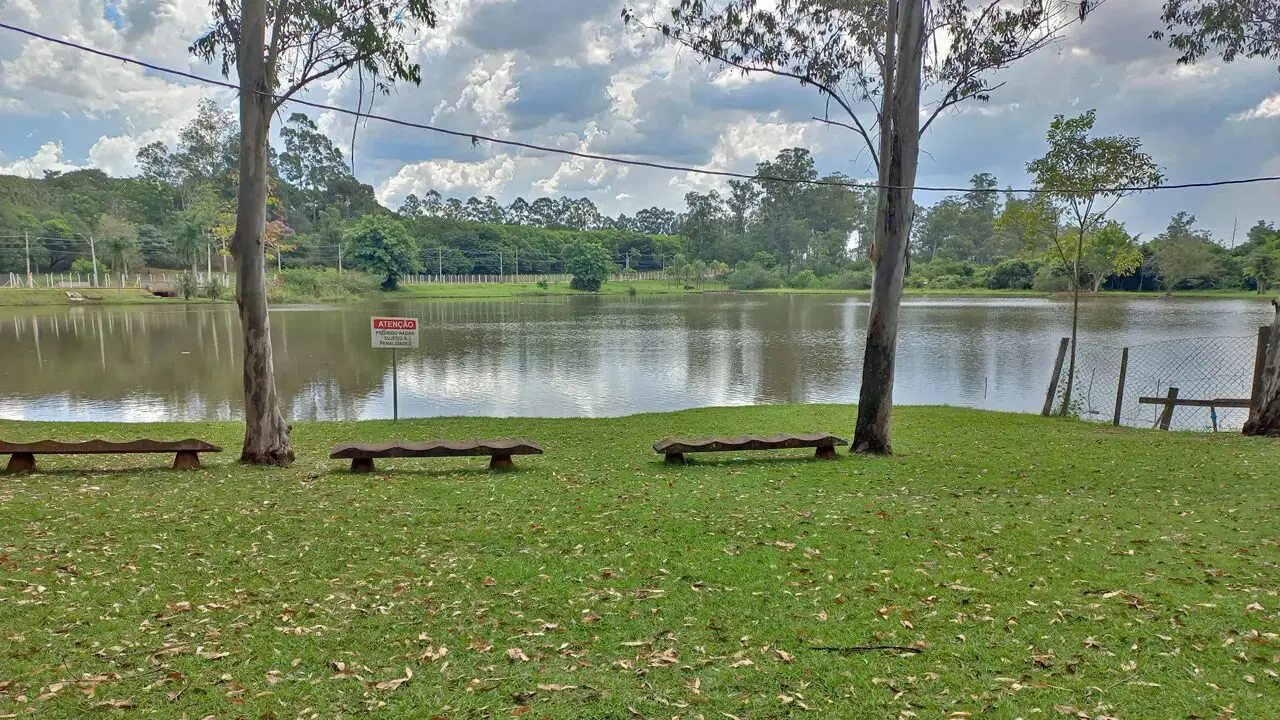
[853,0,924,455]
[234,0,294,466]
[1243,300,1280,437]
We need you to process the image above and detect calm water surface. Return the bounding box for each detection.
[0,294,1270,422]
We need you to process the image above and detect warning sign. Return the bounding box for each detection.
[371,316,419,349]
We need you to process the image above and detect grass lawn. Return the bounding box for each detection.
[0,288,224,307]
[1,405,1277,718]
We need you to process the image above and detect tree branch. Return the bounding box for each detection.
[811,115,878,168]
[920,80,1006,136]
[275,49,378,109]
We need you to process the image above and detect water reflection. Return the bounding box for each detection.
[0,295,1271,422]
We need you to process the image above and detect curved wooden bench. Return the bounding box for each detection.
[653,433,847,465]
[330,439,543,472]
[1,439,223,474]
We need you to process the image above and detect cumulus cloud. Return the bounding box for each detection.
[1232,94,1280,122]
[0,141,85,176]
[0,0,1278,239]
[378,154,518,207]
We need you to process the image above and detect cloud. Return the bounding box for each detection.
[1232,94,1280,122]
[0,0,1278,240]
[0,141,85,176]
[378,154,518,207]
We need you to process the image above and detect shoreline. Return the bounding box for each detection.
[1,281,1274,307]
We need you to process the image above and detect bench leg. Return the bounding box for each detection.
[350,458,375,474]
[172,451,201,470]
[664,452,685,465]
[489,454,514,471]
[6,453,35,474]
[815,446,837,460]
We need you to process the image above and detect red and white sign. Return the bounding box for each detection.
[371,316,419,349]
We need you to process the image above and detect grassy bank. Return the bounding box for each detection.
[0,287,224,307]
[4,277,1273,306]
[1,405,1276,718]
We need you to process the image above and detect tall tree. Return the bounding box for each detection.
[192,0,439,465]
[1153,212,1219,293]
[630,0,1100,453]
[1081,221,1142,292]
[1152,1,1280,435]
[1026,110,1164,416]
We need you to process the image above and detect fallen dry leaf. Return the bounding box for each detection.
[374,667,413,692]
[537,683,578,691]
[93,699,136,709]
[506,648,530,662]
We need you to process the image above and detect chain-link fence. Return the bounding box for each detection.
[1047,332,1265,431]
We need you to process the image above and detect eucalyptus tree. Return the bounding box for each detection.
[191,0,439,465]
[625,0,1100,453]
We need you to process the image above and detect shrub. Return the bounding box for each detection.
[929,274,966,290]
[203,276,225,300]
[987,259,1038,290]
[826,269,873,290]
[177,271,198,300]
[726,262,782,290]
[70,257,105,276]
[627,285,638,296]
[567,241,616,292]
[536,279,549,289]
[1032,264,1071,292]
[788,269,819,289]
[275,268,379,302]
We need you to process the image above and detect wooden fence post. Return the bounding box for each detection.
[1113,347,1129,426]
[1042,337,1070,416]
[1249,325,1271,422]
[1158,386,1179,431]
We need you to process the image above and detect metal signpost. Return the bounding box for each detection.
[371,316,419,421]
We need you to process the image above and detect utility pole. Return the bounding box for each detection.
[221,238,229,285]
[337,242,343,274]
[498,251,503,278]
[437,247,442,277]
[24,231,32,288]
[89,235,98,288]
[1231,215,1238,249]
[207,240,213,281]
[514,248,519,279]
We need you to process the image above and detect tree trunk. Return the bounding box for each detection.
[1243,300,1280,436]
[234,0,294,466]
[1058,229,1085,416]
[853,0,924,454]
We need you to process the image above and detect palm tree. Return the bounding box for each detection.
[101,235,139,275]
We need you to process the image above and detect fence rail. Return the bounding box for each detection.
[1046,328,1270,432]
[400,270,676,285]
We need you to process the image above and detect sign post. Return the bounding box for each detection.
[371,317,419,421]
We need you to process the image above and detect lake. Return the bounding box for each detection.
[0,294,1271,427]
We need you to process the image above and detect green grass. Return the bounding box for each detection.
[0,288,224,307]
[1,405,1277,718]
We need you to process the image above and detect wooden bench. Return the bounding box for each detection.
[330,439,544,472]
[1,439,223,474]
[653,433,848,465]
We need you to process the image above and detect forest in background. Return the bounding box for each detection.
[2,100,1278,295]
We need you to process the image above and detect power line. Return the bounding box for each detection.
[3,22,1279,196]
